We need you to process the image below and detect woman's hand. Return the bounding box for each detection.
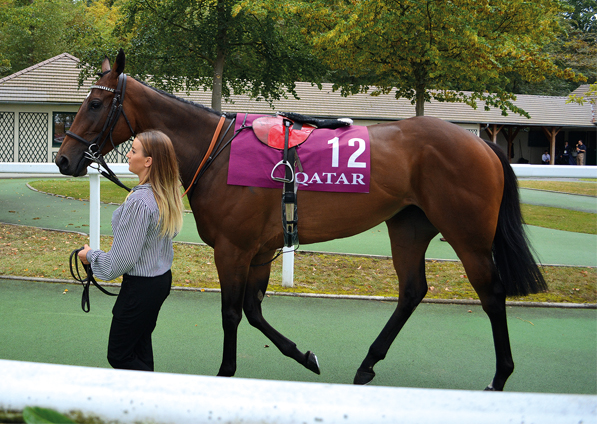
[78,244,92,265]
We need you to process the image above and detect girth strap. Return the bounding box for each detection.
[280,119,299,247]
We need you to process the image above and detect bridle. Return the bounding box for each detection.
[65,71,236,198]
[66,73,136,192]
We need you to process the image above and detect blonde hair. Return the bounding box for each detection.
[135,130,184,237]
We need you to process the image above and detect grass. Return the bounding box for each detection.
[1,223,595,304]
[518,179,597,197]
[521,204,596,235]
[29,178,192,210]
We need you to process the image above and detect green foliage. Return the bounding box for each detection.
[96,0,328,110]
[0,0,92,77]
[498,0,596,96]
[22,407,75,424]
[241,0,582,116]
[563,0,596,33]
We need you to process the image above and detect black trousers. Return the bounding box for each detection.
[107,270,171,371]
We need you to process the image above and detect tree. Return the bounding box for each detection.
[70,0,132,85]
[558,0,596,89]
[241,0,581,116]
[507,0,596,96]
[0,0,92,77]
[95,0,327,111]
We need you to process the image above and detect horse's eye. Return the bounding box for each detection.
[88,100,102,111]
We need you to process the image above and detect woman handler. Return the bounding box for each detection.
[78,130,184,371]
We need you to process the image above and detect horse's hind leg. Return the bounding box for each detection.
[354,206,438,385]
[242,252,320,374]
[459,251,514,391]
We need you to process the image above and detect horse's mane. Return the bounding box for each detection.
[137,79,222,117]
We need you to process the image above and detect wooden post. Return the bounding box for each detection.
[503,126,521,163]
[484,124,503,143]
[541,126,562,165]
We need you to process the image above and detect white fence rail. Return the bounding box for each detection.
[512,164,597,178]
[1,359,595,424]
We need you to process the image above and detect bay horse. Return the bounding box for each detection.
[55,50,546,391]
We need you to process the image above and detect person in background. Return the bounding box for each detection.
[78,130,184,371]
[576,140,587,166]
[560,142,570,165]
[541,150,551,164]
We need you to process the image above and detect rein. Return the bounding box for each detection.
[66,73,136,192]
[70,247,118,313]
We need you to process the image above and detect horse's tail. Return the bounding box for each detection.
[485,141,547,296]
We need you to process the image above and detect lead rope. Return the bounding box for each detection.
[70,247,118,313]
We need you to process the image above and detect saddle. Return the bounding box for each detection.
[252,112,353,149]
[250,112,353,248]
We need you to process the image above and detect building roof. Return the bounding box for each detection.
[207,83,594,127]
[570,84,597,101]
[0,53,594,128]
[0,53,95,104]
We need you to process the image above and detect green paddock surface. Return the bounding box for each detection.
[0,279,595,395]
[0,178,596,266]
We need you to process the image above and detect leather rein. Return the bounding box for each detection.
[70,247,118,313]
[66,73,135,192]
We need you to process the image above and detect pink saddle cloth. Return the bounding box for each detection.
[227,114,371,193]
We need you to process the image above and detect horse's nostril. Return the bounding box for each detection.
[56,155,70,173]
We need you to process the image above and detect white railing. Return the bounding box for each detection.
[511,164,597,178]
[1,163,596,287]
[0,359,594,424]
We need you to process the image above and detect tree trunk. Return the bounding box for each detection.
[415,89,425,116]
[413,64,426,116]
[211,49,225,112]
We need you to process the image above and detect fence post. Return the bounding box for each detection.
[88,170,101,250]
[282,246,294,287]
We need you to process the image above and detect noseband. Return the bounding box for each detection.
[66,73,135,191]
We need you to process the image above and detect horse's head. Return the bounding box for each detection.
[55,49,135,177]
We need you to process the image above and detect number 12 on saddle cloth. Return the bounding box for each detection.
[227,114,371,193]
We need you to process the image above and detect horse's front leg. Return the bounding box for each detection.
[213,241,252,377]
[242,252,320,374]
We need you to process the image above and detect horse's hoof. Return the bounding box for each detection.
[305,351,320,374]
[484,384,496,391]
[217,366,235,377]
[354,369,375,385]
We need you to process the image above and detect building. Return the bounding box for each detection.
[1,53,595,165]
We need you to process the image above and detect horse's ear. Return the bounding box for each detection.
[101,56,111,73]
[113,49,125,76]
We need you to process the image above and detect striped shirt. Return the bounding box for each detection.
[86,184,174,280]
